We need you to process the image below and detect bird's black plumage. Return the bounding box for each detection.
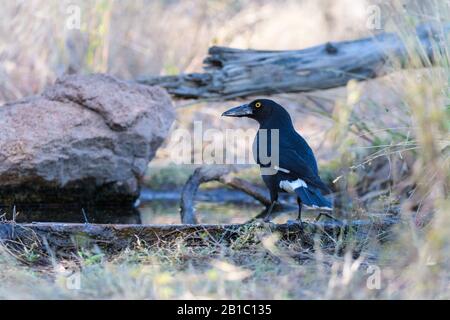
[222,99,332,222]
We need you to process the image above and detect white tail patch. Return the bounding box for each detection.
[279,179,307,193]
[308,204,333,211]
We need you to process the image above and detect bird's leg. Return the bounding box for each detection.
[263,192,278,222]
[296,197,303,226]
[287,198,303,227]
[263,201,276,222]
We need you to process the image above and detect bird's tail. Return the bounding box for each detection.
[295,186,332,210]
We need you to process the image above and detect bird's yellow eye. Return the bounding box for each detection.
[255,102,262,108]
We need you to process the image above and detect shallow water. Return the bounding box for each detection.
[138,187,270,224]
[2,188,317,224]
[3,201,265,224]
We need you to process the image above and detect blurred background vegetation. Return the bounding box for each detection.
[0,0,373,102]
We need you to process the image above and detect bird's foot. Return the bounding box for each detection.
[315,213,340,223]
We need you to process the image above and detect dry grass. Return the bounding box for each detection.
[0,223,408,299]
[0,215,447,299]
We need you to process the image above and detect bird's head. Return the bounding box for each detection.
[222,99,291,126]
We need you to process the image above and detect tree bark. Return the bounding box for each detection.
[0,217,399,253]
[137,23,449,100]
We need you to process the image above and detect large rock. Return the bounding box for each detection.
[0,74,175,206]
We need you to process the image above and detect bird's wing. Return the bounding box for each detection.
[276,148,330,193]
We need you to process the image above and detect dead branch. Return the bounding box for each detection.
[0,217,399,253]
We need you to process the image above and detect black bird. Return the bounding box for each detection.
[222,99,332,223]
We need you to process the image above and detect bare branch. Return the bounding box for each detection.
[137,23,449,100]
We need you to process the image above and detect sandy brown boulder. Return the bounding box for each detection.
[0,74,175,206]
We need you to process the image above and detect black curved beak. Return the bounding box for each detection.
[221,104,253,117]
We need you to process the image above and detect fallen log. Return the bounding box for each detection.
[0,218,399,256]
[137,23,449,100]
